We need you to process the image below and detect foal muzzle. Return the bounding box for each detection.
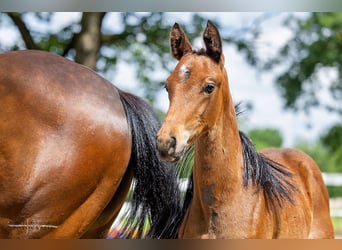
[157,134,188,163]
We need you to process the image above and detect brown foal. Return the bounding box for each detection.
[157,21,334,239]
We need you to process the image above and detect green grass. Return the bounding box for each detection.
[332,217,342,237]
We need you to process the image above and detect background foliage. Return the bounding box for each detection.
[1,12,340,176]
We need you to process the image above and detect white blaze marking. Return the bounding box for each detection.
[179,64,190,81]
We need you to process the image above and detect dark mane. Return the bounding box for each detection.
[239,131,296,211]
[192,48,207,56]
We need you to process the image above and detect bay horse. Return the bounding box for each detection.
[0,50,189,239]
[157,21,335,239]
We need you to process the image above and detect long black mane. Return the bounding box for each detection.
[239,131,296,211]
[235,103,295,210]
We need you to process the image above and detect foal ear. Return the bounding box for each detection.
[170,23,192,60]
[203,20,222,63]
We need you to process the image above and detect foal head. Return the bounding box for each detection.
[157,21,231,162]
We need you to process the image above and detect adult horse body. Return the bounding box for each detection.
[0,50,185,238]
[157,21,334,238]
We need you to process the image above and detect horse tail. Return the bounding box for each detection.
[117,90,190,239]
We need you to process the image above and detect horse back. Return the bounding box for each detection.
[0,50,131,238]
[260,148,334,238]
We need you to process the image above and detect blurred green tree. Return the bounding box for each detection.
[321,124,342,153]
[237,12,342,170]
[247,128,283,151]
[240,13,342,117]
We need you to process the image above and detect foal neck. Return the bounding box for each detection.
[192,80,244,223]
[187,79,247,238]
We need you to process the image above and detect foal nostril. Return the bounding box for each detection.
[170,136,177,149]
[167,135,177,155]
[157,135,178,159]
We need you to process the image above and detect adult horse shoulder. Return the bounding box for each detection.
[0,50,186,238]
[157,21,334,239]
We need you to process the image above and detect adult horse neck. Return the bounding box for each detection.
[157,21,334,239]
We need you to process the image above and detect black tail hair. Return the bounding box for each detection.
[117,90,190,238]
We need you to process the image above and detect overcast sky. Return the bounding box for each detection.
[1,12,340,147]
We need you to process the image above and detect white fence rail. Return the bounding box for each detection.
[322,173,342,186]
[322,173,342,218]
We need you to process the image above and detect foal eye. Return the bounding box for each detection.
[164,85,169,92]
[203,83,215,94]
